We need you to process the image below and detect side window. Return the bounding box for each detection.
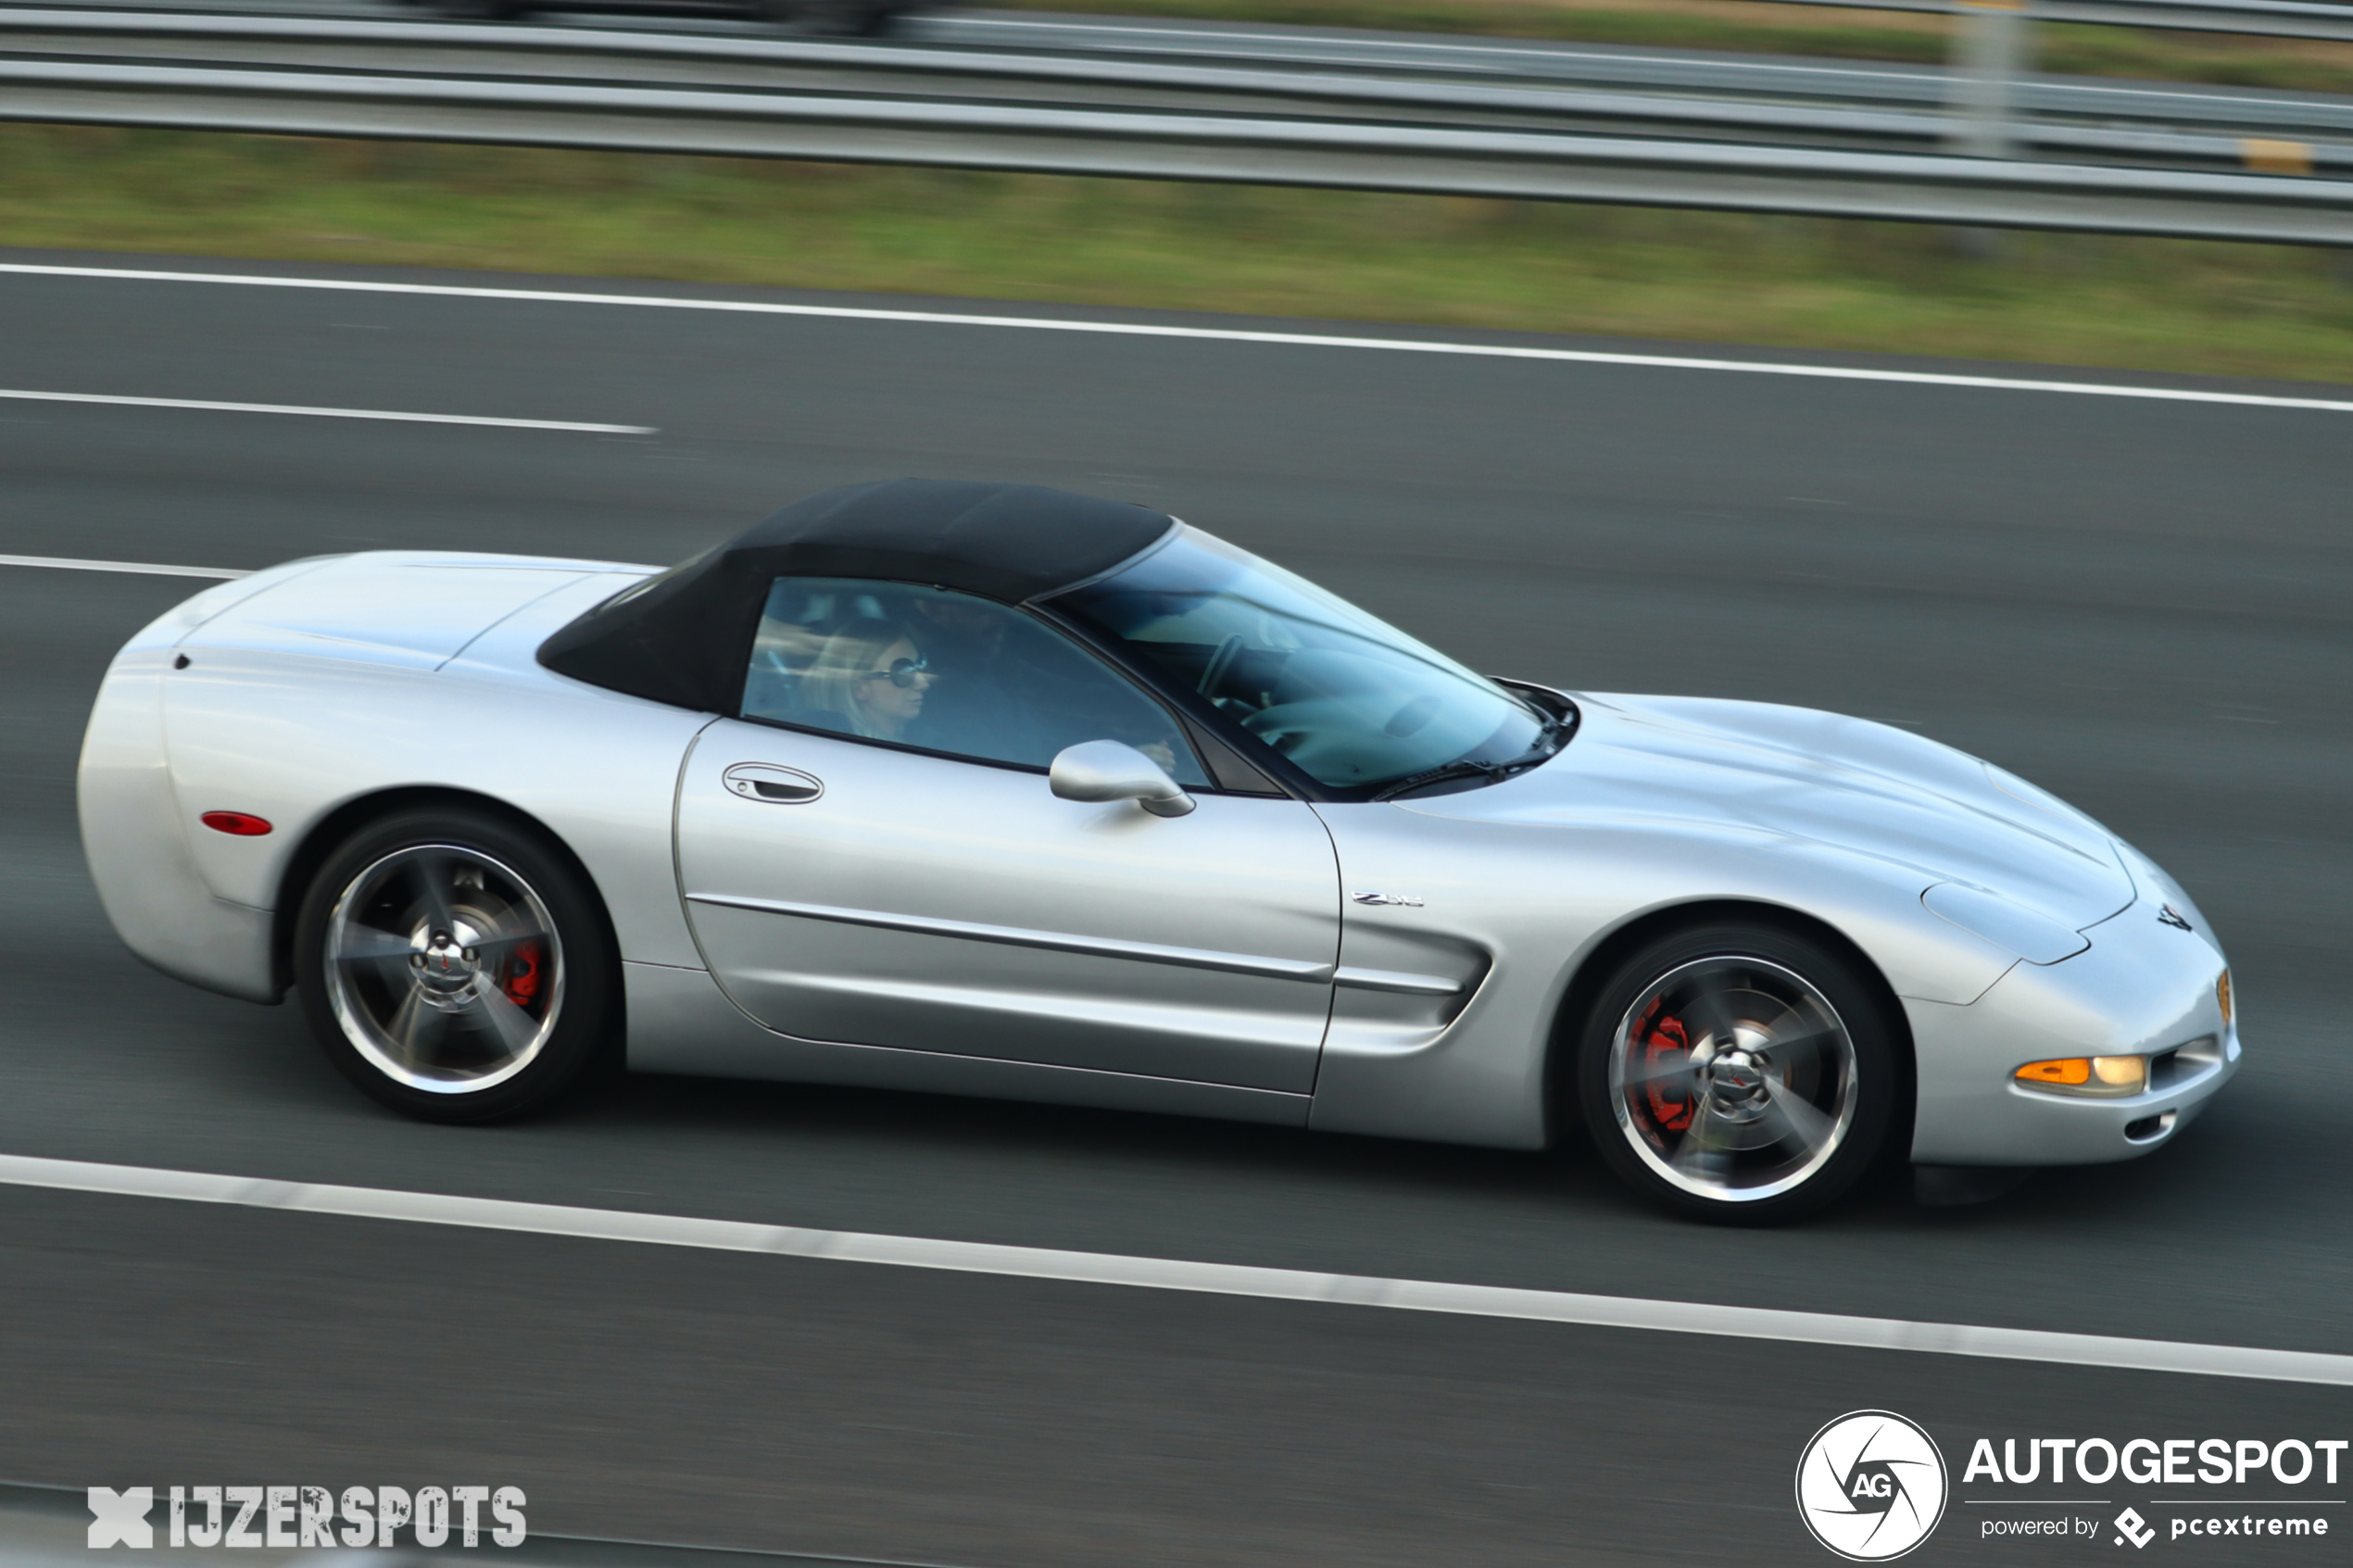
[742,578,1212,788]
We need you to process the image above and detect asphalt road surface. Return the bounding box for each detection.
[1,249,2347,1566]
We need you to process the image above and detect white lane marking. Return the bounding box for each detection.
[0,386,654,433]
[0,553,248,579]
[4,263,2350,414]
[1,1151,2345,1386]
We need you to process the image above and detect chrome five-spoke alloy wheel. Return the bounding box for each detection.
[323,844,564,1095]
[1609,956,1859,1203]
[1579,923,1896,1223]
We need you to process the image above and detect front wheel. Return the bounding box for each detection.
[1574,922,1900,1224]
[294,808,617,1123]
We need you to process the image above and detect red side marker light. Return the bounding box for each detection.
[200,811,273,836]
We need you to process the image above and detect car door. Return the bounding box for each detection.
[673,578,1340,1094]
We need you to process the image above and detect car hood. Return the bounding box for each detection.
[1397,692,2134,930]
[172,551,644,670]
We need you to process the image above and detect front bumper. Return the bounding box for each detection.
[1906,898,2237,1166]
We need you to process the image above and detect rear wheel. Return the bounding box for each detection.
[294,808,616,1123]
[433,0,532,19]
[1574,922,1898,1224]
[760,0,899,35]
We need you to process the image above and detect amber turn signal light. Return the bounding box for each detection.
[2014,1055,2146,1097]
[2216,970,2233,1028]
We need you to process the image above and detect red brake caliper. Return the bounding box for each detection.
[501,942,543,1010]
[1634,998,1694,1132]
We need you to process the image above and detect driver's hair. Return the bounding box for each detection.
[798,617,917,738]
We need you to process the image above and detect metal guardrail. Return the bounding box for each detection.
[922,5,2353,163]
[8,7,2353,167]
[1642,0,2353,44]
[2061,0,2353,43]
[919,1,2353,54]
[0,6,2350,242]
[7,53,2352,241]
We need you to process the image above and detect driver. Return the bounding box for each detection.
[797,619,935,742]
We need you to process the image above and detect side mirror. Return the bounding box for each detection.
[1050,740,1196,818]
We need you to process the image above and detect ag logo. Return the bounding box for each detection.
[1794,1411,1948,1562]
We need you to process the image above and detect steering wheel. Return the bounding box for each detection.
[1241,699,1404,779]
[1384,692,1441,738]
[1198,633,1245,698]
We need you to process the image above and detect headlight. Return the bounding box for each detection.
[2015,1055,2147,1097]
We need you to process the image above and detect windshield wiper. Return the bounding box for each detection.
[1370,707,1573,803]
[1370,756,1509,803]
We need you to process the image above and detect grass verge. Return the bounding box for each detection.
[5,123,2352,383]
[1015,0,2353,95]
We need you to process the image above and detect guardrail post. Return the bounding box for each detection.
[1949,0,2032,159]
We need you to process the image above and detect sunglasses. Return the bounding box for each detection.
[862,657,931,689]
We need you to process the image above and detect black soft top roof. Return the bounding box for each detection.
[536,479,1176,712]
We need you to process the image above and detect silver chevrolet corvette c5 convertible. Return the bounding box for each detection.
[78,481,2238,1223]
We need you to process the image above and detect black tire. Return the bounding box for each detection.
[294,806,618,1123]
[761,0,898,35]
[840,4,901,36]
[434,0,531,19]
[1572,921,1901,1225]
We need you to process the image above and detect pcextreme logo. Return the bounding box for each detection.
[1796,1411,1951,1562]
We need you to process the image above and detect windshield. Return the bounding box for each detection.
[1049,529,1554,794]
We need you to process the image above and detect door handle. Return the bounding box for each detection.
[724,763,824,804]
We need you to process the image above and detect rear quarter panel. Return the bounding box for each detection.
[114,571,711,1000]
[75,560,349,1001]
